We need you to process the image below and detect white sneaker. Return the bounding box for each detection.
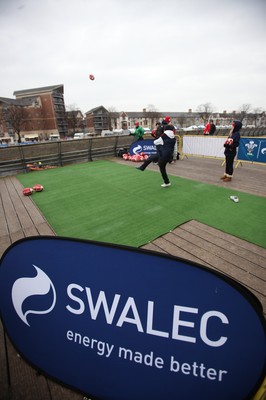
[230,195,239,203]
[161,183,171,188]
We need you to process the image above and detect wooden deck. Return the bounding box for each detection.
[0,157,265,400]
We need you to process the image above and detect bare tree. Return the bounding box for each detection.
[146,104,158,112]
[0,108,5,137]
[196,102,215,123]
[65,104,83,135]
[107,106,118,130]
[177,115,186,128]
[107,106,117,113]
[144,104,161,127]
[5,105,26,143]
[238,103,252,122]
[252,107,263,127]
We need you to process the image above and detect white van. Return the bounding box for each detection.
[74,132,85,139]
[49,134,60,140]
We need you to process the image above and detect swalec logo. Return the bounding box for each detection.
[11,265,56,326]
[132,144,142,154]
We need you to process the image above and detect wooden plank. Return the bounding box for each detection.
[183,220,266,259]
[173,224,266,280]
[164,230,265,295]
[143,236,209,266]
[0,235,11,258]
[9,176,55,236]
[0,322,9,399]
[0,179,9,236]
[0,179,24,243]
[4,177,38,236]
[47,380,84,400]
[4,336,51,400]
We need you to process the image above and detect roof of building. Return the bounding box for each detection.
[13,84,64,97]
[108,111,201,119]
[0,97,18,105]
[85,105,108,115]
[0,96,37,106]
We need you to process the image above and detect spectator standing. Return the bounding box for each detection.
[131,122,145,141]
[204,121,211,135]
[221,120,242,182]
[154,123,176,187]
[209,120,216,135]
[163,116,175,132]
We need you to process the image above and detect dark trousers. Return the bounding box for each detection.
[158,159,170,184]
[225,152,236,176]
[139,153,158,170]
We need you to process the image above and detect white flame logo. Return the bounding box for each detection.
[133,144,142,154]
[11,265,56,326]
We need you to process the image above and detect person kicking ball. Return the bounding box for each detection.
[154,119,176,188]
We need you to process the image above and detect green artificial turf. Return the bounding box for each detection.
[17,160,266,248]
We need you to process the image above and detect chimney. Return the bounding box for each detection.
[223,110,227,114]
[188,109,192,113]
[143,108,146,113]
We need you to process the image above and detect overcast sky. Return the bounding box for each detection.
[1,0,265,114]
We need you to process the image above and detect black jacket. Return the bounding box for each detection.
[224,120,242,156]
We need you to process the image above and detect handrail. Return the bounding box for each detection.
[0,136,133,176]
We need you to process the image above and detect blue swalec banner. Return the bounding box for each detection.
[0,237,265,400]
[129,139,157,156]
[237,137,266,163]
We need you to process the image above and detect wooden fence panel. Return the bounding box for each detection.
[0,135,134,176]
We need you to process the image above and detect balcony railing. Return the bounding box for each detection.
[0,135,133,176]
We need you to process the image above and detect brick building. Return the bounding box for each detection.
[0,84,68,143]
[85,106,110,135]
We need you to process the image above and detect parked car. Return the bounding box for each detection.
[143,128,152,134]
[49,134,60,140]
[73,132,90,139]
[74,132,85,139]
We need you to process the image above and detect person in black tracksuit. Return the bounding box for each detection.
[221,120,242,182]
[154,124,176,187]
[136,121,165,171]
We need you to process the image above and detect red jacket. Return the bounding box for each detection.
[204,123,210,134]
